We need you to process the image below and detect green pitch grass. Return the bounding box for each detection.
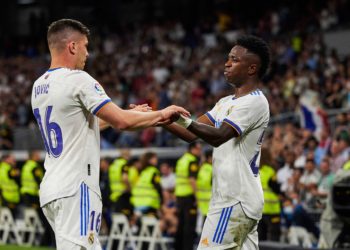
[0,245,54,250]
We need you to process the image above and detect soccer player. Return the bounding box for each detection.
[166,35,270,249]
[31,19,189,250]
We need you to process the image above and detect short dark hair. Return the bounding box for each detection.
[236,35,270,79]
[204,149,213,159]
[188,141,201,151]
[47,19,90,50]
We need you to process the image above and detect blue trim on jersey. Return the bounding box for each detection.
[218,206,234,243]
[92,99,111,115]
[80,184,83,236]
[47,67,62,72]
[250,90,261,96]
[223,118,242,136]
[205,112,216,125]
[213,208,226,243]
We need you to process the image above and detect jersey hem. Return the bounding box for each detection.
[210,201,262,221]
[40,181,102,207]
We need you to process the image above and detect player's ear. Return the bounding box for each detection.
[248,64,257,76]
[68,41,76,55]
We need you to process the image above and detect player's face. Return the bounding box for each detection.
[224,45,255,87]
[75,35,89,70]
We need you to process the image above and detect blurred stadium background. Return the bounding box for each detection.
[1,0,350,249]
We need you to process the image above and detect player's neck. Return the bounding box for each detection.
[50,56,76,70]
[234,82,259,98]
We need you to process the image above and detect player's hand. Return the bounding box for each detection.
[156,105,190,126]
[129,103,152,112]
[155,118,173,126]
[161,105,190,119]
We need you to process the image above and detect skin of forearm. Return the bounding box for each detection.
[119,110,165,130]
[164,123,197,142]
[187,121,228,147]
[97,103,166,130]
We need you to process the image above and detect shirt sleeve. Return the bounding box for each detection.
[205,108,217,125]
[222,104,250,136]
[223,97,268,136]
[205,100,221,125]
[74,72,111,115]
[206,96,233,126]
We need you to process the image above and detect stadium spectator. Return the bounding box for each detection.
[277,149,295,194]
[196,149,213,221]
[0,154,20,217]
[330,130,350,172]
[159,188,178,237]
[159,161,176,191]
[20,150,43,208]
[299,157,321,207]
[108,149,133,217]
[99,157,112,232]
[0,112,14,150]
[310,157,335,209]
[173,142,201,250]
[258,148,281,242]
[20,150,54,246]
[131,152,162,217]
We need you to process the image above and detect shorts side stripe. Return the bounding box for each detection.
[87,184,90,234]
[218,206,234,243]
[83,183,86,235]
[85,183,88,235]
[213,208,227,243]
[80,184,83,236]
[214,208,229,243]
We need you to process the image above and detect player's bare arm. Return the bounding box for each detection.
[164,114,212,142]
[173,115,239,147]
[99,103,152,130]
[96,102,189,130]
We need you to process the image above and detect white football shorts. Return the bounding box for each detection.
[197,202,259,250]
[42,182,102,250]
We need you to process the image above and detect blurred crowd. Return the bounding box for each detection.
[1,0,350,149]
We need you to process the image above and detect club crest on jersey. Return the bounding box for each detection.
[88,232,94,244]
[226,106,234,115]
[94,82,105,95]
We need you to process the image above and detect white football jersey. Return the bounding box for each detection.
[205,89,270,220]
[31,67,111,207]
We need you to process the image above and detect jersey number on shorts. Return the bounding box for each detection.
[249,130,265,177]
[34,106,63,157]
[90,210,101,233]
